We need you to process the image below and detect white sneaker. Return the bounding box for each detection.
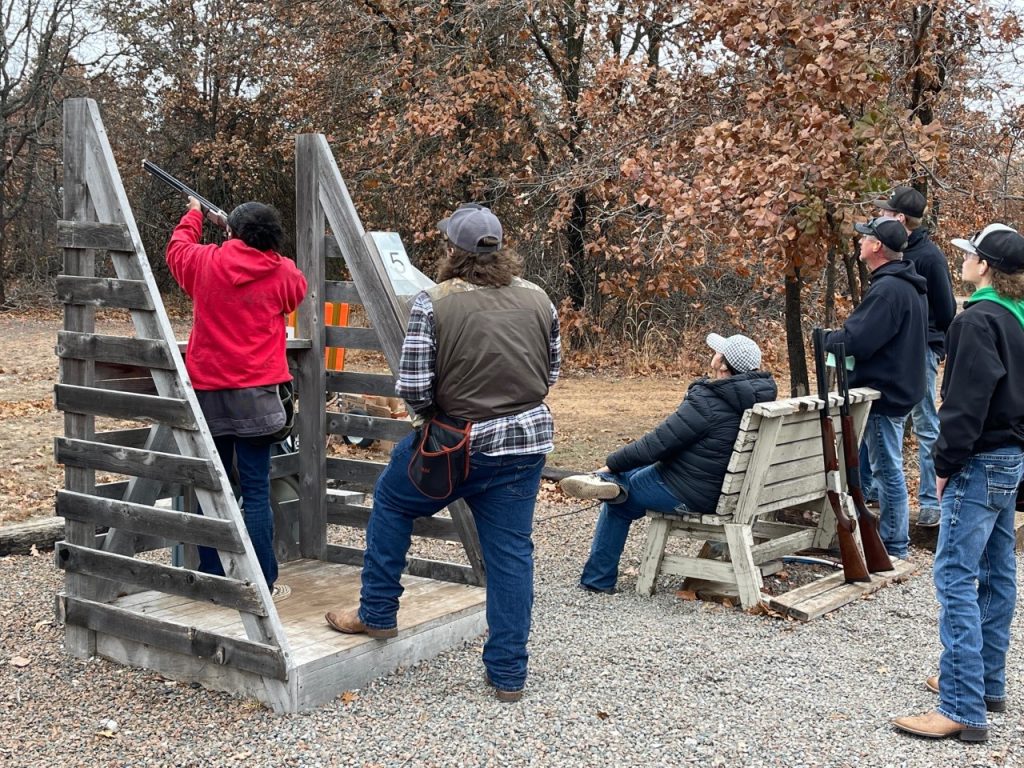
[559,474,621,500]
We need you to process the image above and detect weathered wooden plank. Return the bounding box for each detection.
[95,427,152,448]
[56,275,154,310]
[321,544,476,585]
[57,490,243,552]
[323,500,459,541]
[324,325,382,351]
[55,384,196,429]
[59,596,286,679]
[326,456,388,490]
[270,450,300,479]
[59,98,99,659]
[57,219,134,251]
[55,543,266,615]
[326,370,397,397]
[295,135,328,560]
[324,280,362,305]
[55,437,220,490]
[57,331,174,369]
[326,410,412,442]
[767,558,916,621]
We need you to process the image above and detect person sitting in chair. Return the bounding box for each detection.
[560,333,777,594]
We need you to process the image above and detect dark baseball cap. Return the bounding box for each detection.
[872,186,927,218]
[854,217,909,253]
[437,203,503,254]
[951,224,1024,274]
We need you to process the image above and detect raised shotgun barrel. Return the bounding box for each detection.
[143,160,229,231]
[835,342,894,573]
[812,328,870,583]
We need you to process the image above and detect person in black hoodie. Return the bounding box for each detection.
[870,186,957,528]
[894,224,1024,742]
[560,333,777,593]
[824,217,927,559]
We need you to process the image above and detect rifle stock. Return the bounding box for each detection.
[812,328,870,583]
[835,343,894,572]
[143,160,229,231]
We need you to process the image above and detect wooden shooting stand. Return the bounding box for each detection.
[52,98,486,712]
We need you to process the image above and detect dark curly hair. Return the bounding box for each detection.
[227,202,284,252]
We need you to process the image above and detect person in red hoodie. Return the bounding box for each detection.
[166,197,307,597]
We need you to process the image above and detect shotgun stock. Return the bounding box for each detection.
[143,160,229,231]
[835,343,894,572]
[812,328,870,583]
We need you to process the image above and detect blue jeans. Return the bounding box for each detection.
[580,465,689,593]
[359,433,545,693]
[198,436,278,588]
[862,413,910,558]
[910,349,941,514]
[862,350,940,515]
[935,447,1023,728]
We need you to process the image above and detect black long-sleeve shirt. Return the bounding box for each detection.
[935,299,1024,477]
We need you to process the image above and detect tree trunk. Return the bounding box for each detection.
[785,269,808,396]
[824,241,837,328]
[565,188,588,309]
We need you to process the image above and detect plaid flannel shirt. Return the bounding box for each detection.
[396,287,561,456]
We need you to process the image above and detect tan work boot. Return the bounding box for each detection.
[925,675,1007,712]
[324,608,398,639]
[484,672,524,703]
[892,710,988,742]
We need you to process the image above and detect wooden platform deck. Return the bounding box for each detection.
[95,559,487,712]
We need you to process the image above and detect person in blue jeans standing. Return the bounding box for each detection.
[894,224,1024,742]
[324,203,561,703]
[862,186,956,528]
[825,217,927,559]
[560,333,776,594]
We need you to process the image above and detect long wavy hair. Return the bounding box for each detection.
[437,243,523,288]
[990,269,1024,301]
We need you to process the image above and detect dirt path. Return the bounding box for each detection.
[0,312,693,524]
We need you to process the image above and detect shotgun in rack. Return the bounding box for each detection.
[143,160,229,231]
[834,342,894,573]
[812,328,870,583]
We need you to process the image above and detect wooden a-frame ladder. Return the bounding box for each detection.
[54,98,291,708]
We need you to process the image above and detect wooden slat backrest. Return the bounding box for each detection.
[716,388,879,520]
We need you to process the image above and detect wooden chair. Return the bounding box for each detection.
[635,387,879,608]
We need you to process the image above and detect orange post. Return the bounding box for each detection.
[285,302,350,371]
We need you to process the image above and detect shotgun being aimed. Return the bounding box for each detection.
[834,342,894,573]
[812,328,870,583]
[143,160,229,232]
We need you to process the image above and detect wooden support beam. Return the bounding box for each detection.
[57,490,243,552]
[55,384,196,429]
[57,219,134,251]
[55,437,220,490]
[324,280,363,305]
[56,331,175,369]
[59,595,287,679]
[55,543,266,616]
[326,371,397,397]
[56,275,154,310]
[326,410,412,442]
[321,544,476,585]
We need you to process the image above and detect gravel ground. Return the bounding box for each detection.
[2,496,1023,768]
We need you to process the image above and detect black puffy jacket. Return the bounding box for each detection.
[605,371,777,514]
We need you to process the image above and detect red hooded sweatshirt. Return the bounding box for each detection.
[166,209,308,390]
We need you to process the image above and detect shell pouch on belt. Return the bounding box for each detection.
[408,413,473,499]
